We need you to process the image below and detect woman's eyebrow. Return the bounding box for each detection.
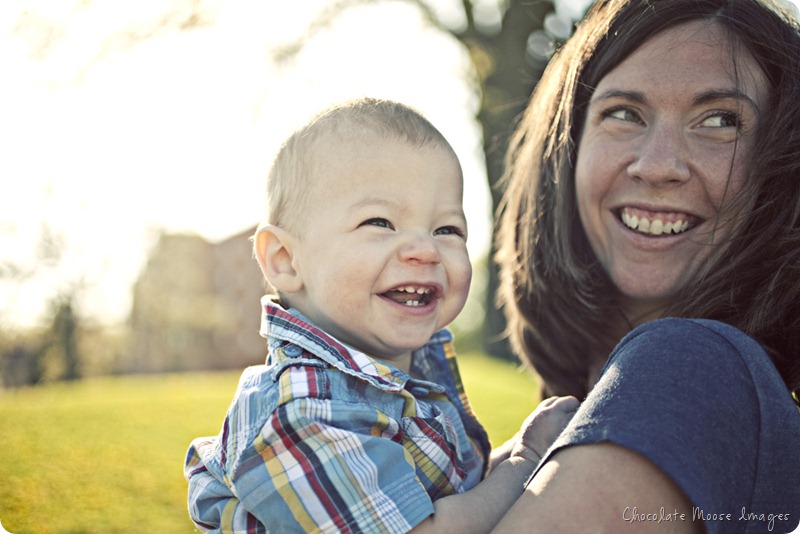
[692,89,761,114]
[590,89,647,105]
[590,88,760,114]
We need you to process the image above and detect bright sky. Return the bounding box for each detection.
[9,0,791,329]
[0,0,495,327]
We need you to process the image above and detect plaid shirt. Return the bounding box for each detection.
[184,298,491,533]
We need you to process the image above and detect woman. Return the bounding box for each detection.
[493,0,800,531]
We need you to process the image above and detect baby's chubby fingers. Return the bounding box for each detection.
[541,395,580,413]
[526,396,579,434]
[540,395,580,431]
[511,395,581,464]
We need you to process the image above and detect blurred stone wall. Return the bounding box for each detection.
[126,227,266,373]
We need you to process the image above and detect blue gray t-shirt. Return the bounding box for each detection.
[537,318,800,533]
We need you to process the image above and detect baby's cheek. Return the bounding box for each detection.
[445,261,472,323]
[452,258,472,300]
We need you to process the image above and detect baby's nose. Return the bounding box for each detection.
[398,234,440,264]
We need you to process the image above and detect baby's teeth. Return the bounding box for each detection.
[398,286,430,294]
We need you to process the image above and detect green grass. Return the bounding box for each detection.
[456,352,541,444]
[0,352,538,533]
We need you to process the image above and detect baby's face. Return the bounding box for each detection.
[287,134,471,367]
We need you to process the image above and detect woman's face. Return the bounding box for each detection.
[575,20,769,322]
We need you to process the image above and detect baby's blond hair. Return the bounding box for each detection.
[263,97,457,234]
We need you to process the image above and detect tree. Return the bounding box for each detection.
[0,223,83,385]
[50,295,81,381]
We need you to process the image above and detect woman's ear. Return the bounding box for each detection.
[254,224,303,293]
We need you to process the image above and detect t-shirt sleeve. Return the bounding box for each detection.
[230,397,435,533]
[537,318,764,523]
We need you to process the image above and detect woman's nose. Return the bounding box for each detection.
[627,123,691,186]
[398,233,441,264]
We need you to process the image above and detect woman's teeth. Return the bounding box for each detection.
[621,212,690,236]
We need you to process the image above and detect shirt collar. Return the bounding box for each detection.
[259,296,449,393]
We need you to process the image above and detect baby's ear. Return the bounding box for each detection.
[254,225,302,293]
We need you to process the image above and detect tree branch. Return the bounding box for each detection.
[271,0,458,63]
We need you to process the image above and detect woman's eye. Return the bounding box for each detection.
[360,218,393,229]
[602,106,643,124]
[434,225,466,238]
[700,111,739,128]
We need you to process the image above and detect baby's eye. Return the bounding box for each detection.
[434,225,466,238]
[359,218,394,230]
[700,111,739,128]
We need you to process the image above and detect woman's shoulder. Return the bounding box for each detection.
[599,317,798,432]
[583,317,800,523]
[607,317,786,397]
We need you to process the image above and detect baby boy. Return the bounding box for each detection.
[184,97,577,533]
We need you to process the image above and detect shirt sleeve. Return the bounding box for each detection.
[185,438,266,533]
[537,318,768,530]
[229,397,434,533]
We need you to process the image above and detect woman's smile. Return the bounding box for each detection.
[617,207,699,237]
[575,20,768,321]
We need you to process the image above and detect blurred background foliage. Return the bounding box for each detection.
[2,0,592,389]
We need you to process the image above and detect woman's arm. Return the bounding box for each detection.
[494,319,785,533]
[493,442,702,533]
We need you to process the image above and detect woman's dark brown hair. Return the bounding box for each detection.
[496,0,800,400]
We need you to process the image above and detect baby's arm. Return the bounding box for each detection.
[409,396,579,534]
[488,396,580,470]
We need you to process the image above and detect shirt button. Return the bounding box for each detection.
[284,345,303,358]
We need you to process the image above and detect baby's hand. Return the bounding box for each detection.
[511,396,580,465]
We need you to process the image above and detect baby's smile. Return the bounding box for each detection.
[381,284,439,307]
